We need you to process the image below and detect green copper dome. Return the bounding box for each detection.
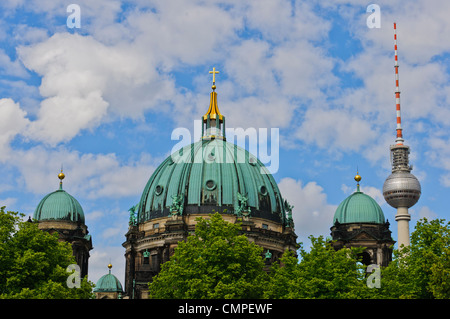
[33,185,85,224]
[137,138,289,225]
[333,188,385,225]
[94,266,123,293]
[136,72,293,227]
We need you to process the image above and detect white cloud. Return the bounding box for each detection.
[0,197,18,208]
[223,96,295,130]
[11,145,156,199]
[101,226,124,240]
[13,0,248,146]
[17,32,175,145]
[417,206,438,220]
[8,0,342,152]
[224,39,276,96]
[295,107,377,152]
[426,136,450,187]
[0,49,29,78]
[278,177,337,246]
[272,41,338,99]
[123,0,242,67]
[87,210,104,221]
[244,0,331,43]
[12,24,49,45]
[441,175,450,188]
[0,98,29,161]
[29,91,109,145]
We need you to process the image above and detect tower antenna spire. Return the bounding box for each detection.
[393,22,404,145]
[383,23,421,250]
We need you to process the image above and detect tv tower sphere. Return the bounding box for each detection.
[383,169,421,209]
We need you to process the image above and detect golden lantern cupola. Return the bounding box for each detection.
[202,67,226,140]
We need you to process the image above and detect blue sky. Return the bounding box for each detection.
[1,0,450,286]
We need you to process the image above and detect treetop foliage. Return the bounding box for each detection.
[0,206,94,299]
[149,213,450,299]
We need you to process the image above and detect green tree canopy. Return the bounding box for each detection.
[147,213,449,299]
[148,213,268,299]
[267,218,450,299]
[376,218,450,299]
[0,207,94,299]
[264,236,374,299]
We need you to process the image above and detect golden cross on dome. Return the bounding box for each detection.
[209,67,219,84]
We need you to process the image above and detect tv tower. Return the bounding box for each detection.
[383,23,421,249]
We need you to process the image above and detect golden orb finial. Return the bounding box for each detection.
[108,263,113,269]
[58,168,65,190]
[58,165,65,180]
[354,170,361,192]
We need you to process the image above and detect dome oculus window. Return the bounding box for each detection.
[259,185,268,196]
[205,180,216,191]
[155,185,163,196]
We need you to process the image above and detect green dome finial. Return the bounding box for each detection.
[355,170,361,192]
[58,167,65,190]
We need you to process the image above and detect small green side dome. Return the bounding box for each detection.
[333,190,385,225]
[33,189,85,224]
[94,265,123,293]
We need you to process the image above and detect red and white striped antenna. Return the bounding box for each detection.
[393,22,404,145]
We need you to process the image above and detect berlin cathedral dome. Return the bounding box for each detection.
[122,69,297,299]
[137,138,288,225]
